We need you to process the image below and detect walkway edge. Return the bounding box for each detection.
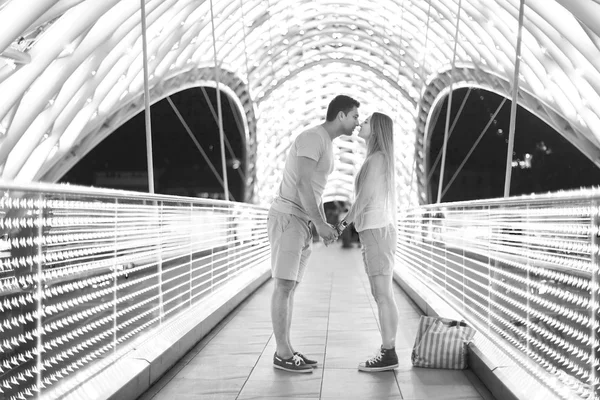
[393,269,561,400]
[55,264,272,400]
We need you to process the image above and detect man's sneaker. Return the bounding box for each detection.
[273,352,313,373]
[294,351,318,368]
[358,346,399,372]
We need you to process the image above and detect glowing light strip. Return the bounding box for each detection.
[395,188,600,398]
[0,185,269,399]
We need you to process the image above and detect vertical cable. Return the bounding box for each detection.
[264,0,277,88]
[398,0,412,205]
[140,0,154,193]
[419,0,432,83]
[592,201,600,400]
[35,195,43,398]
[420,0,432,204]
[504,0,526,198]
[166,97,235,200]
[441,98,507,199]
[197,87,245,182]
[239,0,253,99]
[189,203,193,306]
[112,199,118,345]
[427,88,472,185]
[209,0,229,201]
[397,0,405,73]
[239,0,253,203]
[154,200,163,322]
[437,0,463,203]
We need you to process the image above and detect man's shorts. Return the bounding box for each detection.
[267,208,313,282]
[358,225,397,276]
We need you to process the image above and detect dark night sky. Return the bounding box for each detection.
[60,86,600,204]
[428,87,600,203]
[60,87,246,201]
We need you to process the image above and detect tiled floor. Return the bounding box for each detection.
[138,242,496,400]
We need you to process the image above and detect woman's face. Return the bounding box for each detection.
[358,115,371,140]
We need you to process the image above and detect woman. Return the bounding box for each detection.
[338,112,399,372]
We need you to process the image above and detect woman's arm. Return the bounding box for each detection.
[343,153,385,226]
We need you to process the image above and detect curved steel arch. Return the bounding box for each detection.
[416,65,600,204]
[39,66,258,202]
[0,0,598,207]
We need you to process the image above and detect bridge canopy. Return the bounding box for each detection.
[0,0,599,205]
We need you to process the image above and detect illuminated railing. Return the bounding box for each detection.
[0,182,269,400]
[396,189,600,400]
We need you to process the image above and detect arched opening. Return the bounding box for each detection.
[427,88,600,203]
[59,87,247,201]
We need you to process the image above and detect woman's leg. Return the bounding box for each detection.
[369,274,399,349]
[358,228,399,371]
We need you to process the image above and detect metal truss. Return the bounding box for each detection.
[0,0,598,206]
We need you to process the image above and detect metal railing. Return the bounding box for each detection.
[395,189,600,400]
[4,179,600,399]
[0,182,269,400]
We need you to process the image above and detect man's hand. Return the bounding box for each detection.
[316,222,338,246]
[323,233,338,246]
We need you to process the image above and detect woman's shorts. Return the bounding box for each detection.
[358,225,397,276]
[267,208,313,282]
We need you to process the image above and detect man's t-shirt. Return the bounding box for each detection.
[271,125,334,221]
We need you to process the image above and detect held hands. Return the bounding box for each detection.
[324,221,348,246]
[316,222,338,246]
[334,221,346,237]
[323,235,337,246]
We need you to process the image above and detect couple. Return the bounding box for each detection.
[267,95,398,373]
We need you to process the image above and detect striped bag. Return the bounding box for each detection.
[411,316,476,369]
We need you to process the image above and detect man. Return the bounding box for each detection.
[268,95,360,373]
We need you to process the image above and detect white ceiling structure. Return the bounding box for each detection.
[0,0,599,206]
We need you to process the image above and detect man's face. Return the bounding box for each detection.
[358,116,371,140]
[341,107,360,136]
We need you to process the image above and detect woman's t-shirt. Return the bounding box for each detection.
[350,152,395,232]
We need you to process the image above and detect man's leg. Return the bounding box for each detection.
[272,277,297,359]
[285,224,320,367]
[286,283,297,353]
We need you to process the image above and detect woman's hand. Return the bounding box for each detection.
[316,221,338,246]
[335,220,348,236]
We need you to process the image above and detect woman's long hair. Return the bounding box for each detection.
[354,112,396,226]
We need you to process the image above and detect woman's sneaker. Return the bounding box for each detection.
[294,351,318,368]
[358,346,399,372]
[273,352,313,373]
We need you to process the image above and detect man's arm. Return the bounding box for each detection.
[296,156,338,242]
[319,202,327,223]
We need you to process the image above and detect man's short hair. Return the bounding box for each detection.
[326,95,360,122]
